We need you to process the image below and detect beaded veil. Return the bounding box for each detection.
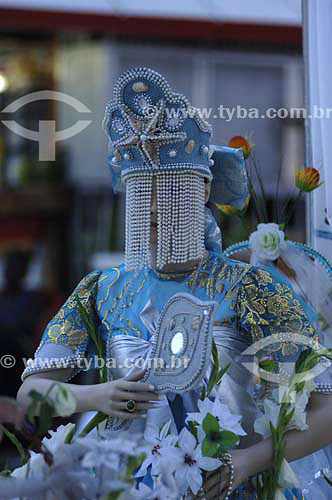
[103,67,248,271]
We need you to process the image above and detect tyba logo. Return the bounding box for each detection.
[241,332,330,403]
[1,90,92,160]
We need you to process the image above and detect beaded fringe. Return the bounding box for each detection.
[124,172,206,271]
[125,173,153,271]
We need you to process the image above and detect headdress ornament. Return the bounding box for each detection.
[103,67,249,270]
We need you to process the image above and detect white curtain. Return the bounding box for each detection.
[303,0,332,258]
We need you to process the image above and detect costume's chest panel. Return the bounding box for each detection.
[96,261,244,342]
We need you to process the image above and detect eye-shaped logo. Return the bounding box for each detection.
[241,332,331,403]
[1,91,92,161]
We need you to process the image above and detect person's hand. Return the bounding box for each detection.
[0,397,25,443]
[88,370,160,419]
[193,448,251,500]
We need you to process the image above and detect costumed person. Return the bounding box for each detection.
[17,67,332,499]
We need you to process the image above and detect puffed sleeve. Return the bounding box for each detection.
[236,265,332,392]
[22,270,102,382]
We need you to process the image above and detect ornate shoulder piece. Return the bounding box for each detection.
[143,292,218,393]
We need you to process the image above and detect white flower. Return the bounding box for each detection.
[43,423,76,454]
[254,399,280,438]
[135,420,177,478]
[186,397,246,436]
[80,439,121,471]
[289,377,317,396]
[249,223,286,261]
[278,459,301,490]
[0,476,48,499]
[274,488,287,500]
[163,428,221,495]
[128,483,155,499]
[273,387,310,431]
[12,451,45,479]
[288,391,310,431]
[12,423,75,485]
[255,390,310,439]
[53,384,77,417]
[128,481,178,500]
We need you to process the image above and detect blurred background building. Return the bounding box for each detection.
[0,0,308,403]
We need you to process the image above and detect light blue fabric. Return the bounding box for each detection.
[24,248,332,498]
[204,207,222,253]
[209,145,249,210]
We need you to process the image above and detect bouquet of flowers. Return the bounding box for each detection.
[252,346,332,500]
[0,298,246,500]
[133,344,246,499]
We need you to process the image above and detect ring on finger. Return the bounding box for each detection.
[126,399,136,413]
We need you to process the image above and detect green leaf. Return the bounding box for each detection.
[64,426,76,444]
[122,453,146,484]
[295,381,305,393]
[0,469,12,477]
[259,360,275,372]
[107,492,123,500]
[76,294,107,383]
[215,363,231,386]
[202,413,219,434]
[188,421,198,441]
[212,341,219,372]
[200,385,206,401]
[28,390,46,402]
[218,430,239,450]
[26,400,38,425]
[278,224,285,230]
[207,342,219,395]
[295,348,314,373]
[281,408,295,430]
[78,411,108,437]
[201,437,219,457]
[1,426,27,464]
[322,471,332,487]
[38,402,54,436]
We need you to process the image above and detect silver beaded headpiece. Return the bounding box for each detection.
[103,67,214,271]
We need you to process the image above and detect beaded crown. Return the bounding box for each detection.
[103,66,213,188]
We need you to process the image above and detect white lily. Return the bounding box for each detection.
[128,481,178,500]
[163,428,221,495]
[53,384,77,417]
[80,438,122,471]
[135,420,177,478]
[274,488,287,500]
[254,399,280,438]
[42,423,76,454]
[255,390,311,439]
[186,396,246,436]
[279,459,301,490]
[12,451,45,480]
[12,423,76,481]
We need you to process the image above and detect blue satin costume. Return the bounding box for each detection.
[23,213,332,499]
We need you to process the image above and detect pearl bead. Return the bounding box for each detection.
[168,150,177,158]
[132,81,148,92]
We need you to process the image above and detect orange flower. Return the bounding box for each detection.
[227,135,252,159]
[216,194,250,216]
[216,204,241,216]
[294,167,323,192]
